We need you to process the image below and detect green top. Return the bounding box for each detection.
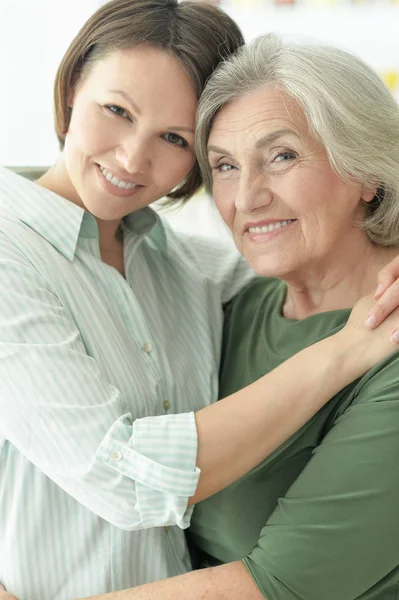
[190,277,399,600]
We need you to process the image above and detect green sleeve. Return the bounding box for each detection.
[243,358,399,600]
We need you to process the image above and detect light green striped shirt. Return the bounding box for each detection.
[0,166,253,600]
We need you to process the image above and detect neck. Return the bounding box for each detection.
[282,240,399,320]
[96,218,123,252]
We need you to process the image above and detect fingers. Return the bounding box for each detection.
[365,255,399,330]
[365,279,399,332]
[390,329,399,344]
[374,283,388,300]
[375,255,399,299]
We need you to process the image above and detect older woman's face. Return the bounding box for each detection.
[208,86,374,278]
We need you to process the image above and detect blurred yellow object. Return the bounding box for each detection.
[381,70,399,93]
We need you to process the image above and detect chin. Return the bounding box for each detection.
[244,260,272,278]
[245,256,290,279]
[82,197,128,220]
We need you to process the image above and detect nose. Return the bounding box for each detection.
[115,133,152,174]
[234,168,273,214]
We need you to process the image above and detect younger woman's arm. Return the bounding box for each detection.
[72,301,399,600]
[190,294,399,505]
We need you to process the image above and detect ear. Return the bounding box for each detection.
[361,182,378,203]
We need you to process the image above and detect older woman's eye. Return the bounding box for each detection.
[106,105,130,119]
[213,162,235,172]
[274,150,297,162]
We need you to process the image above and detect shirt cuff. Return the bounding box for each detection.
[102,412,200,528]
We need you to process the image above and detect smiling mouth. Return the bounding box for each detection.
[98,165,141,190]
[247,219,296,234]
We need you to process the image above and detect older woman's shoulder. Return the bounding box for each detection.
[351,351,399,407]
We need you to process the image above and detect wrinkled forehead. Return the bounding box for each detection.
[208,86,310,148]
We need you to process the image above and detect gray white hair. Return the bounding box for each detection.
[196,33,399,246]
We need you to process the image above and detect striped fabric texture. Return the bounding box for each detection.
[0,167,253,600]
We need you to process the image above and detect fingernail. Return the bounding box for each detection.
[365,315,377,328]
[375,284,383,298]
[390,330,399,344]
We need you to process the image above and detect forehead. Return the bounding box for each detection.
[209,86,310,148]
[88,45,186,83]
[78,45,198,120]
[85,44,194,89]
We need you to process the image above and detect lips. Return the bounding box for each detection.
[96,164,144,198]
[99,165,141,189]
[243,219,297,234]
[247,219,296,234]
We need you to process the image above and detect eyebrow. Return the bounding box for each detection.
[109,89,194,134]
[110,89,141,114]
[207,128,299,155]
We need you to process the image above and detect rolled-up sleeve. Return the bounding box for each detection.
[0,237,200,531]
[243,360,399,600]
[102,414,199,528]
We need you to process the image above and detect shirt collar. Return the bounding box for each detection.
[0,166,159,260]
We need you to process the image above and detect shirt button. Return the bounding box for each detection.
[163,399,170,411]
[110,450,123,462]
[142,342,152,353]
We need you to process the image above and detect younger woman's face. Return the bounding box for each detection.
[62,45,197,221]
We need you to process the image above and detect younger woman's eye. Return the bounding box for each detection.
[163,133,188,148]
[106,105,130,119]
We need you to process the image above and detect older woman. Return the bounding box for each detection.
[68,34,399,600]
[189,34,399,600]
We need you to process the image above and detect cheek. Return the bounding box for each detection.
[213,182,236,229]
[179,153,195,178]
[67,106,114,156]
[163,153,195,189]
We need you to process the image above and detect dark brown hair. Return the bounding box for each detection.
[54,0,244,201]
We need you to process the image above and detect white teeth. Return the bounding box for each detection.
[99,166,138,190]
[248,219,295,234]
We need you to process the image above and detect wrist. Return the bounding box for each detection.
[328,329,373,381]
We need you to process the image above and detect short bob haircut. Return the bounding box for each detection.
[54,0,244,202]
[196,33,399,246]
